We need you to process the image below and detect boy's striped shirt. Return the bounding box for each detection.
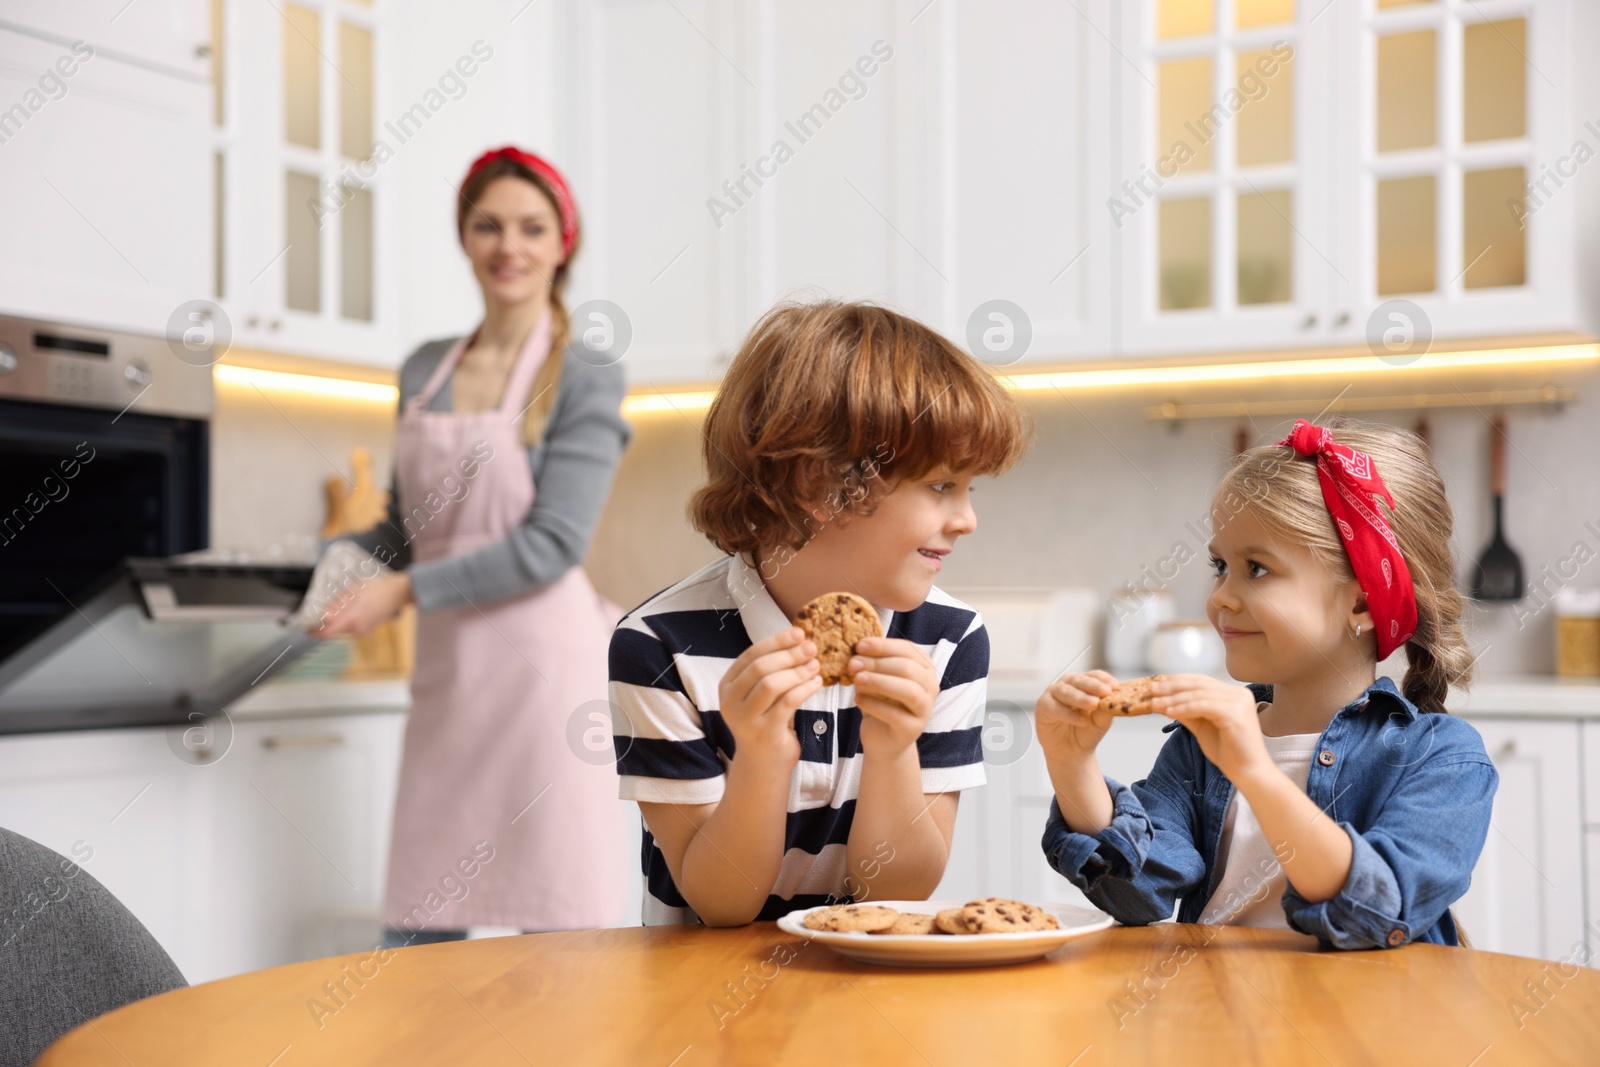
[608,553,989,924]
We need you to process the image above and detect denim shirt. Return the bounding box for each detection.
[1040,677,1498,949]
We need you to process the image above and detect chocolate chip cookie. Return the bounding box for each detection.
[1097,675,1161,717]
[960,897,1060,933]
[803,904,900,933]
[795,592,883,685]
[871,912,938,936]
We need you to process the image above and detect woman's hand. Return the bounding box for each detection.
[718,627,821,770]
[849,637,939,758]
[1034,670,1118,764]
[313,571,414,637]
[1149,673,1271,784]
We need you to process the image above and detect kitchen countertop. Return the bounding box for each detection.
[221,672,1600,723]
[224,677,409,720]
[988,673,1600,720]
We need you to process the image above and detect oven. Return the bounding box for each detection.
[0,312,315,733]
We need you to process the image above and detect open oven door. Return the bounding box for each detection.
[0,559,317,734]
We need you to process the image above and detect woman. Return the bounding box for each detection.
[322,146,630,942]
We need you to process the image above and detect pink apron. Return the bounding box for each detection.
[381,310,628,931]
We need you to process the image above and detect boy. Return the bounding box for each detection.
[608,301,1028,925]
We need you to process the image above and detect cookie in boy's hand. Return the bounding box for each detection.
[803,904,899,932]
[795,592,883,685]
[1097,676,1161,716]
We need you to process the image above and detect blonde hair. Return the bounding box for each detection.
[1218,417,1472,714]
[689,301,1029,556]
[457,156,577,446]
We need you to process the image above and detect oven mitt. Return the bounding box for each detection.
[286,539,392,632]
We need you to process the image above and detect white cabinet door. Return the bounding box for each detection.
[1113,0,1333,355]
[1453,719,1586,962]
[0,27,210,336]
[197,710,405,983]
[0,0,210,79]
[0,710,406,985]
[1329,0,1584,346]
[561,0,751,385]
[220,0,395,365]
[0,726,211,980]
[936,0,1112,364]
[756,3,909,315]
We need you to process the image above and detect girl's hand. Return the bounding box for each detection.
[850,637,939,758]
[313,571,413,637]
[1034,670,1118,763]
[718,627,821,770]
[1149,674,1271,784]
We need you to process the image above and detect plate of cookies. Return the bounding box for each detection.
[777,898,1114,967]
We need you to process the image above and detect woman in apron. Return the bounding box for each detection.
[321,147,630,942]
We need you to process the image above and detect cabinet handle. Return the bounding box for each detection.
[1332,310,1350,328]
[260,732,345,751]
[268,319,282,332]
[245,316,260,329]
[1493,739,1516,759]
[1299,313,1318,330]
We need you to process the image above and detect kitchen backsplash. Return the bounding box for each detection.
[213,354,1600,678]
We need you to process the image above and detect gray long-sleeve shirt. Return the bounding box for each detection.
[342,338,632,613]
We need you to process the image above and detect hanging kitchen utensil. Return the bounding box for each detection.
[1470,415,1524,601]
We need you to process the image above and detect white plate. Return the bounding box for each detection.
[775,899,1115,968]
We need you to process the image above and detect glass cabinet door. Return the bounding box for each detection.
[1354,0,1550,332]
[215,0,384,361]
[280,1,377,325]
[1120,0,1323,353]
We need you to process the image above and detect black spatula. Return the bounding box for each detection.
[1470,416,1524,601]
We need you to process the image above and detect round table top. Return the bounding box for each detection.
[40,923,1600,1066]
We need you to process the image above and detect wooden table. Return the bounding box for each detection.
[40,924,1600,1065]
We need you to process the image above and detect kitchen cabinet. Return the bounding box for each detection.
[557,0,751,385]
[935,0,1113,364]
[1452,719,1587,962]
[0,21,210,337]
[196,710,406,982]
[0,0,210,78]
[1111,0,1599,357]
[0,704,406,985]
[559,0,1113,383]
[0,725,206,978]
[217,0,394,364]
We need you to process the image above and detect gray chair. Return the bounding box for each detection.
[0,828,186,1066]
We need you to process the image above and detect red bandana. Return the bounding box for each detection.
[1277,420,1418,658]
[461,146,580,257]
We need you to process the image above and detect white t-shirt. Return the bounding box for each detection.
[1199,712,1320,928]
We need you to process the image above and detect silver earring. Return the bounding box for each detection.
[1352,623,1363,639]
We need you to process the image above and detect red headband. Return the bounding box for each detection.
[1277,420,1418,659]
[461,146,580,257]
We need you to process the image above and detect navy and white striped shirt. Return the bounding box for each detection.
[608,553,990,925]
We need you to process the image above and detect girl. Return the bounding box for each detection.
[1035,418,1497,948]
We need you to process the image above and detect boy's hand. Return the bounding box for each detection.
[1149,674,1271,784]
[849,637,938,758]
[1034,670,1118,763]
[718,627,822,769]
